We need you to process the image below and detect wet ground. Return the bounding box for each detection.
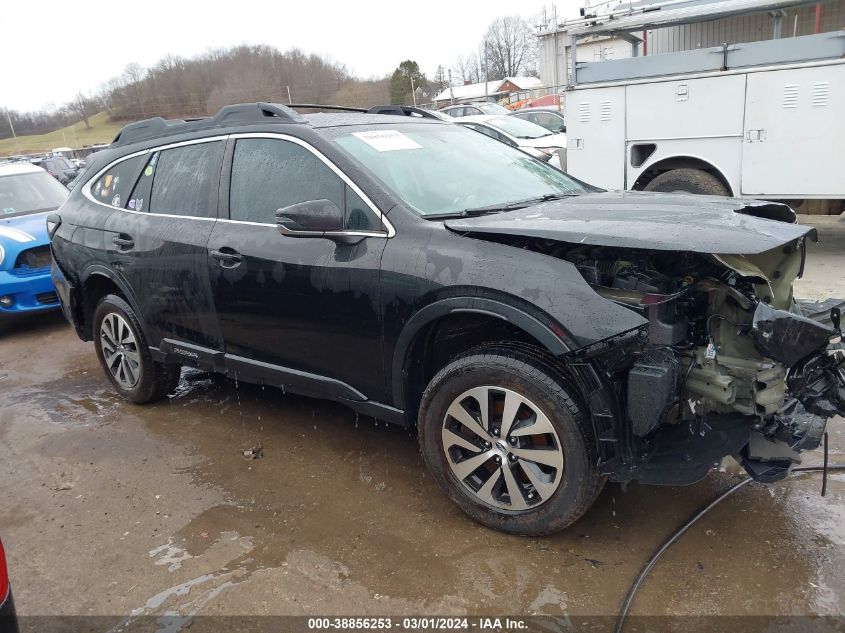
[0,216,843,628]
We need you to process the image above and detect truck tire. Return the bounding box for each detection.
[418,345,603,535]
[93,294,181,404]
[643,168,729,196]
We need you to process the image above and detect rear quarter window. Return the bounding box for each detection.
[90,154,146,207]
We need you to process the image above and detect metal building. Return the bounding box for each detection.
[537,0,845,92]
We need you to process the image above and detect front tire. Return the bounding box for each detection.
[418,346,603,535]
[93,294,181,403]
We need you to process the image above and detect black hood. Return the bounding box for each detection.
[444,191,815,255]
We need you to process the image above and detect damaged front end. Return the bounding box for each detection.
[545,235,843,485]
[444,195,844,485]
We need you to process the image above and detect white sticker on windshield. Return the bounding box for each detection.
[351,130,422,152]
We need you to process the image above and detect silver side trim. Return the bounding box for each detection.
[80,133,396,238]
[81,136,229,214]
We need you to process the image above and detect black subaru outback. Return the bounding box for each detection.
[50,102,844,535]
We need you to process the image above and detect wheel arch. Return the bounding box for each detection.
[632,154,734,196]
[78,266,144,341]
[392,297,572,426]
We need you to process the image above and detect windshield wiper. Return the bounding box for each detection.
[424,193,574,220]
[463,193,574,214]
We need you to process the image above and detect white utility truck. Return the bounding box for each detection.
[565,30,845,212]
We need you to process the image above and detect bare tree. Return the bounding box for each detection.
[483,16,538,78]
[432,65,448,95]
[67,92,97,129]
[451,54,480,84]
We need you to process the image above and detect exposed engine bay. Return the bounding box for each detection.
[497,236,845,485]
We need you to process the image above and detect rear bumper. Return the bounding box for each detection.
[51,261,84,337]
[0,267,59,317]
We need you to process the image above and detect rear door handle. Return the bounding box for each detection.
[112,234,134,249]
[210,248,243,267]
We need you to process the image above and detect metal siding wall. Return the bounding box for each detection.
[643,0,845,55]
[537,31,569,89]
[536,0,845,83]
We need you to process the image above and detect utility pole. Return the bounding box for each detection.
[5,109,16,139]
[448,69,455,105]
[552,4,559,95]
[5,109,21,154]
[483,45,488,101]
[410,74,417,106]
[287,86,292,104]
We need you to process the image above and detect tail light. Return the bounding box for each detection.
[0,538,8,602]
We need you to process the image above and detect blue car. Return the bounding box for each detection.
[0,163,69,319]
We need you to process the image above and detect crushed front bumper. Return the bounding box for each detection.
[740,299,845,482]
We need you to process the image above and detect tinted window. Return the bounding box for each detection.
[129,142,222,217]
[229,138,379,231]
[90,154,146,207]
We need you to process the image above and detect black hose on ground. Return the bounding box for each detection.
[614,461,845,633]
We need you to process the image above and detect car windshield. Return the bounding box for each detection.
[0,171,69,218]
[476,103,509,115]
[485,116,553,139]
[331,123,592,217]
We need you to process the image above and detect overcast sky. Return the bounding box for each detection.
[1,0,582,113]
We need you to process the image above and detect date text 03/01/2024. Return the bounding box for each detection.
[307,617,528,630]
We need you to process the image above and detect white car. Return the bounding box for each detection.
[455,115,567,170]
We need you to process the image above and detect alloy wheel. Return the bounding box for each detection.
[100,313,141,389]
[441,386,564,511]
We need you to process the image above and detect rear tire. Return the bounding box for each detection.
[93,294,181,403]
[418,345,603,535]
[643,168,729,196]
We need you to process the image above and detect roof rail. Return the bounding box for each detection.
[287,103,442,118]
[287,103,368,113]
[111,117,188,145]
[111,102,307,147]
[366,105,442,119]
[109,101,444,148]
[212,102,307,125]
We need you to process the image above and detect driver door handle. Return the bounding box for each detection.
[210,247,243,267]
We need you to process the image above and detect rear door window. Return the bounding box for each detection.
[229,138,380,231]
[128,141,223,217]
[90,154,146,207]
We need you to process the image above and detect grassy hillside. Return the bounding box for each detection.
[0,112,123,156]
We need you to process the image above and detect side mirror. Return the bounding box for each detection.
[558,125,566,133]
[275,199,344,236]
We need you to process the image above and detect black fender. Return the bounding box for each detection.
[390,295,572,408]
[78,264,151,341]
